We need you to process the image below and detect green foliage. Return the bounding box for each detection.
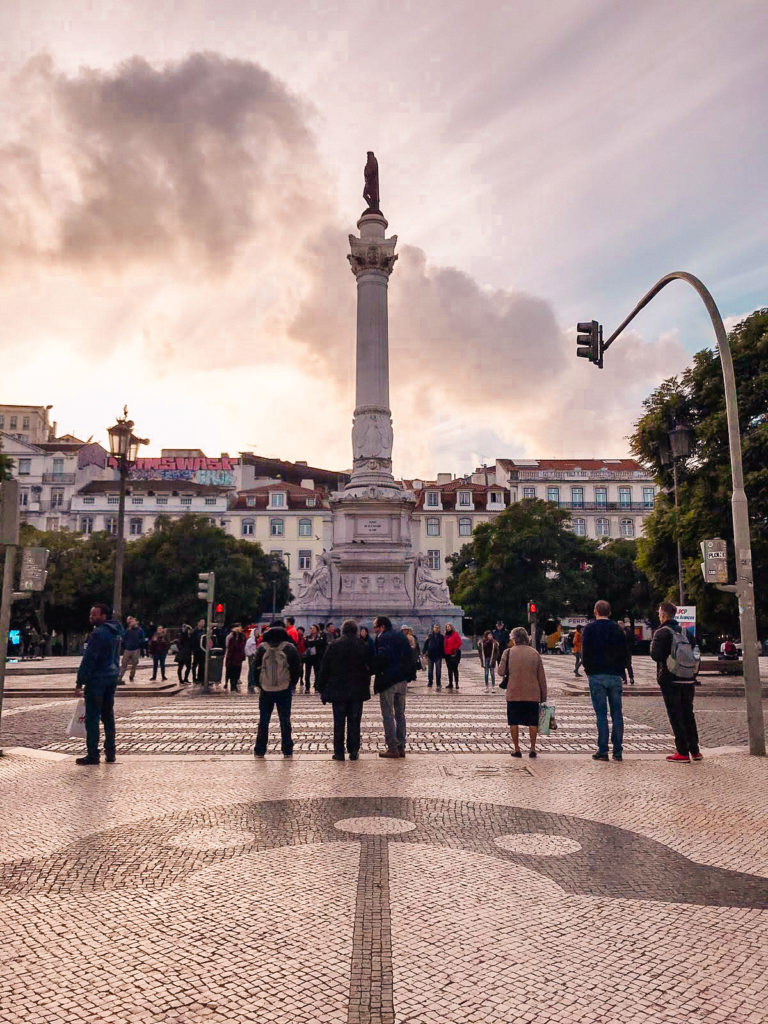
[447,500,649,631]
[630,308,768,633]
[0,437,13,480]
[122,514,290,625]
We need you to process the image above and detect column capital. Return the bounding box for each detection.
[348,234,398,278]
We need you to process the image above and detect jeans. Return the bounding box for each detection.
[192,650,205,682]
[255,688,293,755]
[84,681,117,760]
[482,660,496,685]
[573,653,582,675]
[427,657,442,687]
[119,649,140,682]
[379,681,407,752]
[661,682,699,756]
[332,699,364,757]
[588,674,624,756]
[151,654,167,679]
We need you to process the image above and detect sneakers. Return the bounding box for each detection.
[691,752,704,762]
[378,750,400,759]
[666,752,691,763]
[528,750,537,758]
[592,752,609,761]
[511,750,522,758]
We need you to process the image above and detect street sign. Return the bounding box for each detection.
[676,605,696,642]
[0,479,20,545]
[700,538,729,584]
[19,547,49,591]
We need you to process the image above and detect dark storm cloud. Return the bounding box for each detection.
[0,52,319,271]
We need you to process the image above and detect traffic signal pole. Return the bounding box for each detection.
[580,272,764,755]
[197,572,215,692]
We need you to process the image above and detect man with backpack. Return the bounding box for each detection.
[252,618,303,757]
[651,602,702,763]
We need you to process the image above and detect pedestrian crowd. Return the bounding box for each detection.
[73,599,703,767]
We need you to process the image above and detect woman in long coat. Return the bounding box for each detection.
[497,627,547,758]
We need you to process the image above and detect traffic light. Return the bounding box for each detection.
[527,601,538,623]
[197,571,214,601]
[576,320,603,368]
[214,602,226,625]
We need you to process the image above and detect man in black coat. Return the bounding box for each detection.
[317,619,373,761]
[422,624,445,689]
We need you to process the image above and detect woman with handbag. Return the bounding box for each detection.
[497,627,547,758]
[443,623,462,689]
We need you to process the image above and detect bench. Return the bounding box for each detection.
[698,658,743,676]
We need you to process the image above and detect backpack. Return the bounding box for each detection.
[259,641,292,691]
[666,628,700,681]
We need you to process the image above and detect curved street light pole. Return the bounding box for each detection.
[596,272,764,756]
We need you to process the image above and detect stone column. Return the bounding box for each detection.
[346,211,399,495]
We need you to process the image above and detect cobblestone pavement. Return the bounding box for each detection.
[1,745,767,1024]
[2,654,762,755]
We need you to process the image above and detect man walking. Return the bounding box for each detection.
[422,624,444,689]
[651,602,702,763]
[373,615,411,758]
[252,618,302,757]
[118,615,144,684]
[492,621,510,652]
[317,618,373,760]
[75,603,124,765]
[224,623,246,692]
[581,600,627,762]
[572,624,583,677]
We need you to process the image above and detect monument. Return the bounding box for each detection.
[283,154,464,634]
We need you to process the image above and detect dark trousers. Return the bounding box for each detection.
[225,662,242,689]
[573,653,582,675]
[624,657,635,684]
[192,650,205,682]
[151,654,167,679]
[255,688,293,755]
[427,656,442,687]
[85,683,117,760]
[304,657,319,687]
[661,682,699,756]
[332,699,364,757]
[445,654,460,686]
[177,656,192,682]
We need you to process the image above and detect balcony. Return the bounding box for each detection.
[556,501,651,512]
[42,472,76,484]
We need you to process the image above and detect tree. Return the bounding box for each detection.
[0,436,13,480]
[447,500,600,632]
[630,308,768,634]
[122,514,290,625]
[589,539,655,625]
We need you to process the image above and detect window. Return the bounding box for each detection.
[523,486,536,499]
[180,497,192,506]
[571,487,584,507]
[596,518,610,537]
[595,487,607,506]
[80,516,94,534]
[620,518,635,538]
[427,549,441,570]
[51,489,64,508]
[52,457,64,476]
[298,518,312,537]
[156,496,168,506]
[0,415,4,428]
[208,518,217,526]
[107,495,119,505]
[643,487,655,508]
[82,496,95,505]
[247,497,256,508]
[10,416,17,429]
[270,518,284,537]
[306,497,316,507]
[131,497,144,506]
[298,550,312,570]
[204,497,217,506]
[19,489,29,506]
[129,517,143,536]
[572,518,586,536]
[426,491,440,507]
[270,492,286,508]
[458,517,472,536]
[489,491,503,504]
[104,517,117,535]
[242,520,254,536]
[547,486,560,503]
[22,416,30,429]
[618,487,632,507]
[46,517,59,531]
[426,517,440,536]
[457,490,472,506]
[18,458,31,476]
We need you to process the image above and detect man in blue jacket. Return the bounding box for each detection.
[373,615,412,758]
[581,599,627,762]
[75,603,124,765]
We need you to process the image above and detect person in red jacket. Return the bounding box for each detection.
[443,623,462,689]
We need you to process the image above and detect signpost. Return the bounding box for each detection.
[700,538,729,585]
[19,547,49,593]
[0,480,20,754]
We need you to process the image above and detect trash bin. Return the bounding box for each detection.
[208,648,224,684]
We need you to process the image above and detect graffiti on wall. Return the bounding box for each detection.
[108,456,236,489]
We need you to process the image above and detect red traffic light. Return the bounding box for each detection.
[528,602,537,614]
[215,603,224,614]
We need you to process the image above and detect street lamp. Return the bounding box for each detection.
[107,407,149,620]
[658,422,693,606]
[576,271,765,756]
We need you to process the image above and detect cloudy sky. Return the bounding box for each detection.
[1,0,765,478]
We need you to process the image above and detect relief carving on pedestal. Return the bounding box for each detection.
[414,553,453,607]
[352,413,394,461]
[294,552,331,607]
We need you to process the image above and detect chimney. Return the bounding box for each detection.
[436,472,452,485]
[300,478,315,491]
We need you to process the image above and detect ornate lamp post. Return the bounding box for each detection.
[107,408,149,620]
[658,422,693,606]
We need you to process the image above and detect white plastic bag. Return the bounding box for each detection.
[67,698,87,739]
[538,702,556,736]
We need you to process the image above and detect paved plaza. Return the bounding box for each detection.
[2,654,767,1023]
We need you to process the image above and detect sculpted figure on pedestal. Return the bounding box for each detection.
[363,151,380,211]
[352,413,394,461]
[414,554,453,607]
[295,552,331,607]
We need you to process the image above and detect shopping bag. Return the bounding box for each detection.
[538,702,555,736]
[67,698,87,739]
